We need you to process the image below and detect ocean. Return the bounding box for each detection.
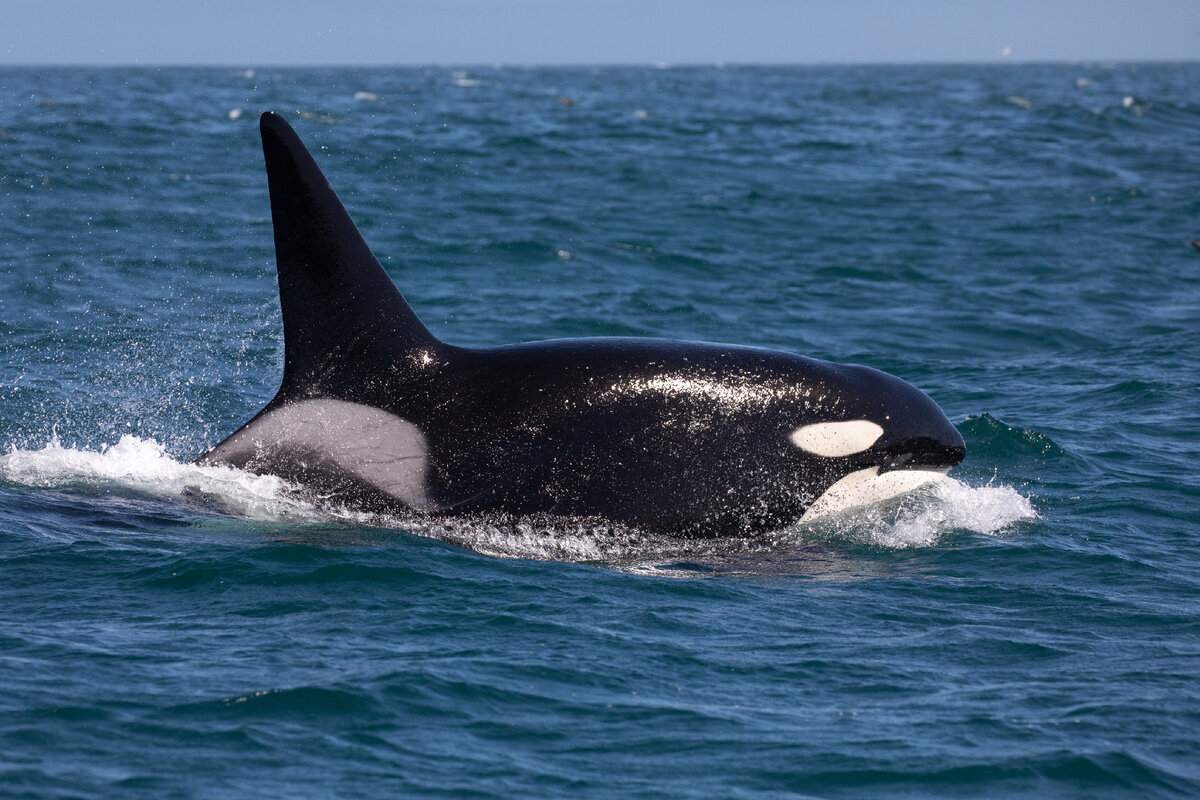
[1,63,1197,797]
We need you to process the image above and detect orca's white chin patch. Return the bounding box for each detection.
[801,466,951,521]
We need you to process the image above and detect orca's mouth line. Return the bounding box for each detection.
[877,455,965,475]
[869,440,967,475]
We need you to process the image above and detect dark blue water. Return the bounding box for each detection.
[1,64,1198,797]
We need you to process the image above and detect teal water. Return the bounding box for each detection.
[1,64,1198,797]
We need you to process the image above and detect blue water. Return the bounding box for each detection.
[1,64,1198,797]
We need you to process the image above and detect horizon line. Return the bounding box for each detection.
[2,58,1197,70]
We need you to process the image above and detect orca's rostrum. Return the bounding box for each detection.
[199,112,966,537]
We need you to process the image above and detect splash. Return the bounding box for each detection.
[1,436,1036,560]
[0,435,330,523]
[790,476,1037,549]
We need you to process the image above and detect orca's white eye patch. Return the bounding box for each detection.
[790,420,884,457]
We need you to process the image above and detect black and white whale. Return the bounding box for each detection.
[198,112,965,537]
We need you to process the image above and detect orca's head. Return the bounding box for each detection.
[789,364,966,519]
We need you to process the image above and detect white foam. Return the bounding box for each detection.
[0,435,328,522]
[793,476,1037,549]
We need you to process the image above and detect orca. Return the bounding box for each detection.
[198,112,966,537]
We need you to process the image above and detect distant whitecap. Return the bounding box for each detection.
[450,71,482,88]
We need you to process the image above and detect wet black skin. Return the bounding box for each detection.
[198,113,965,537]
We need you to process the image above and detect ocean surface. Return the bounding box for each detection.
[1,63,1197,797]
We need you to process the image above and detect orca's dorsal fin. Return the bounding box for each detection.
[259,111,440,400]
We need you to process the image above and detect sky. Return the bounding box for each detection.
[2,0,1199,65]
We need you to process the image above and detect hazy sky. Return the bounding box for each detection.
[3,0,1199,65]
